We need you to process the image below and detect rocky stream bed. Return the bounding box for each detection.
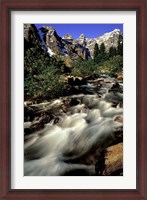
[24,75,123,176]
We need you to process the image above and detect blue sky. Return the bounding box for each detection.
[35,24,123,39]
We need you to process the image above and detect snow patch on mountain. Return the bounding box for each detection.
[47,47,55,56]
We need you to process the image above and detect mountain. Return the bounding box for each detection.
[24,24,123,67]
[41,26,122,60]
[86,29,123,57]
[24,24,46,53]
[39,26,89,66]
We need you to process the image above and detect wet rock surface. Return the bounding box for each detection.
[24,75,123,176]
[95,143,123,176]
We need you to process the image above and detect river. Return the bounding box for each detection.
[24,75,123,176]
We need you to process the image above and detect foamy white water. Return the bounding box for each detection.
[24,77,123,176]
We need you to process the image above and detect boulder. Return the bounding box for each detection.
[95,143,123,176]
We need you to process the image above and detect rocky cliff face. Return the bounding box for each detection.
[24,24,123,66]
[39,26,89,66]
[24,24,47,54]
[40,26,123,60]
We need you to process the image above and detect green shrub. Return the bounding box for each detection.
[24,47,65,99]
[71,59,97,77]
[24,65,65,99]
[71,55,123,78]
[97,56,123,75]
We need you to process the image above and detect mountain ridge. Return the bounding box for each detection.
[42,26,123,59]
[24,24,123,67]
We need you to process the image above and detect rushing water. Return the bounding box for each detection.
[24,76,123,176]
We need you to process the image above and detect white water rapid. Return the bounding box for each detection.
[24,76,123,176]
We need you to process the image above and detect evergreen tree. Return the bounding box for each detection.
[93,43,99,59]
[93,42,109,63]
[117,35,123,56]
[99,42,106,56]
[109,46,117,57]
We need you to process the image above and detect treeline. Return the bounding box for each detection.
[71,35,123,77]
[93,35,123,62]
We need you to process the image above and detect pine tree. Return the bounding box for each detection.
[93,43,99,59]
[117,35,123,56]
[93,42,109,63]
[100,42,106,56]
[109,46,117,57]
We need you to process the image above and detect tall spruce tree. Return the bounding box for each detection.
[117,35,123,56]
[93,43,99,59]
[100,42,106,56]
[109,46,117,57]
